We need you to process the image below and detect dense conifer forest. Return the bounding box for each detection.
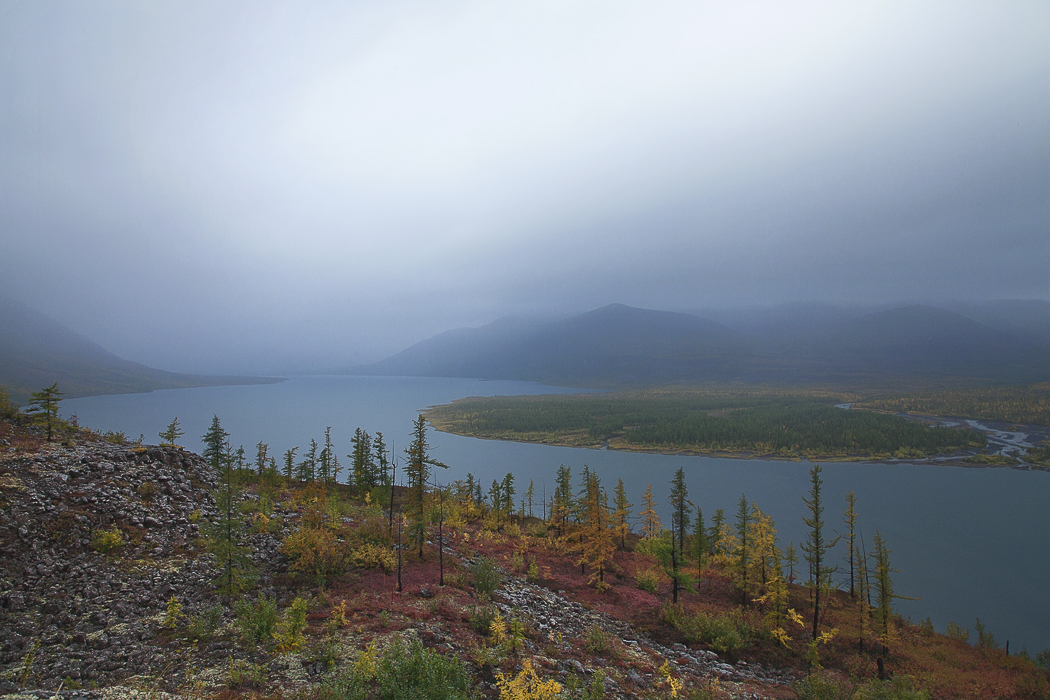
[426,390,987,460]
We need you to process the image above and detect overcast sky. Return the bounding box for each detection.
[2,1,1048,373]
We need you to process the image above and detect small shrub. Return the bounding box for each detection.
[162,595,182,629]
[137,481,156,502]
[309,633,344,671]
[468,605,497,635]
[329,600,348,631]
[851,675,930,700]
[227,657,267,689]
[489,611,526,654]
[187,605,223,643]
[510,550,525,573]
[273,597,309,653]
[526,558,540,582]
[471,557,502,598]
[792,671,853,700]
[103,430,128,445]
[945,620,970,642]
[583,624,620,660]
[670,607,753,658]
[495,659,561,700]
[918,617,934,636]
[1035,648,1050,671]
[91,526,125,554]
[636,568,659,592]
[234,595,278,649]
[324,638,474,700]
[446,572,470,589]
[504,521,521,538]
[635,531,672,563]
[584,669,606,700]
[282,525,350,585]
[348,542,397,572]
[974,617,998,649]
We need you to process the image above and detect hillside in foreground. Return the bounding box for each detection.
[0,414,1047,699]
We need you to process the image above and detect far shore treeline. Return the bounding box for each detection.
[425,389,997,461]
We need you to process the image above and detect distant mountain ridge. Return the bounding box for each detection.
[352,302,1050,388]
[0,297,282,404]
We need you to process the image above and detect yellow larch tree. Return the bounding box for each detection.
[639,483,661,540]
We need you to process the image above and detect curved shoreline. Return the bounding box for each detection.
[429,424,1050,471]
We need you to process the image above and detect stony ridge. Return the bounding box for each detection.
[0,433,792,699]
[0,442,226,687]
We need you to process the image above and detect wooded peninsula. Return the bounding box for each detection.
[426,388,1002,461]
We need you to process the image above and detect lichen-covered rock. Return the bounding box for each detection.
[0,440,283,690]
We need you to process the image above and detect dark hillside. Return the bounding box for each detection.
[808,305,1050,383]
[352,303,1050,389]
[0,297,281,403]
[357,304,751,387]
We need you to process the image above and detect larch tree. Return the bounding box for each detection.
[282,447,298,480]
[551,465,573,536]
[800,464,840,640]
[708,508,725,558]
[350,428,375,491]
[784,542,799,585]
[297,439,318,483]
[844,491,858,599]
[404,414,447,557]
[691,507,707,581]
[319,426,341,484]
[748,503,778,592]
[159,417,184,447]
[501,472,516,526]
[872,530,915,642]
[27,383,64,442]
[373,431,390,485]
[612,478,633,550]
[0,386,18,420]
[202,415,229,470]
[488,479,503,527]
[525,479,535,519]
[577,470,615,588]
[640,483,661,540]
[253,441,269,475]
[201,415,254,593]
[668,467,692,558]
[734,494,751,604]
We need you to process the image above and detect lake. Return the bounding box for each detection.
[65,375,1050,653]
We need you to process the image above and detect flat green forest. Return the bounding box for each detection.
[426,387,995,460]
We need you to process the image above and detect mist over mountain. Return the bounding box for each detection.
[0,297,281,404]
[351,301,1050,388]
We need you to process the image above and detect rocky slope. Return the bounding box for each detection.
[0,427,793,699]
[0,441,222,687]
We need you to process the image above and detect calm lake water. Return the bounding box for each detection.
[65,375,1050,653]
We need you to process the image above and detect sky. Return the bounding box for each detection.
[1,1,1048,374]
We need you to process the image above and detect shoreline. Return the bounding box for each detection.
[429,425,1050,471]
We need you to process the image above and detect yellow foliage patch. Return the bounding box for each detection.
[495,659,562,700]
